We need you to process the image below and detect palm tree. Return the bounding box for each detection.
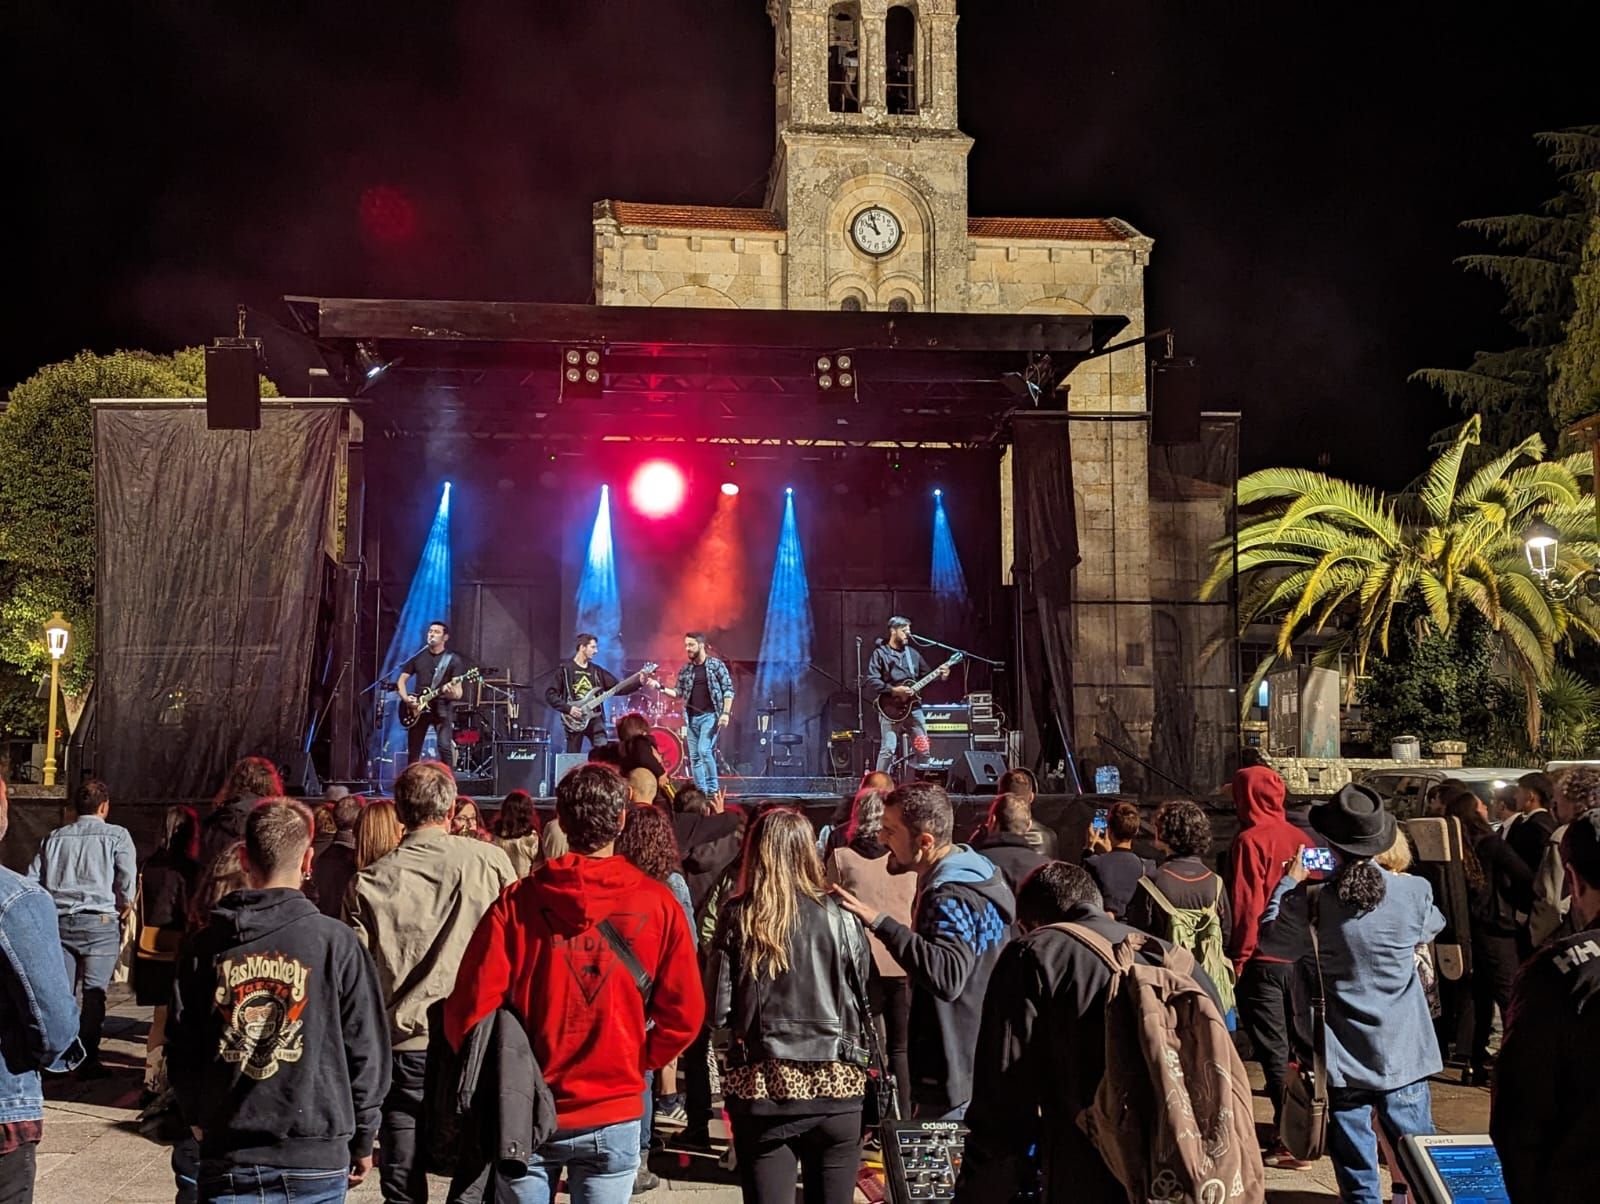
[1201,415,1600,742]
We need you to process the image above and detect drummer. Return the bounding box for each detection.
[617,711,674,801]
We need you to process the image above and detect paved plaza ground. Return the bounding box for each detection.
[34,987,1491,1203]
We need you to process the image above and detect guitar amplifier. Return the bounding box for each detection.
[921,703,972,765]
[494,739,551,797]
[880,1120,967,1204]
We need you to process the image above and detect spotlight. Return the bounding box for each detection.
[353,341,398,393]
[934,488,942,498]
[815,352,859,400]
[629,460,687,518]
[559,346,604,400]
[721,482,740,497]
[785,486,794,495]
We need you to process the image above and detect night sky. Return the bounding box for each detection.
[9,1,1595,486]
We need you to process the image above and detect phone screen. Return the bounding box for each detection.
[1301,847,1336,872]
[1091,809,1108,833]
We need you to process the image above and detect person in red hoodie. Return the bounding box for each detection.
[444,763,703,1204]
[1228,763,1317,1166]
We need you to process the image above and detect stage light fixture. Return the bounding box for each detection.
[785,486,794,496]
[934,488,942,497]
[721,482,740,497]
[814,352,859,400]
[560,346,604,400]
[629,460,687,518]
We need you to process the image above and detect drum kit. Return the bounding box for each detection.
[447,670,542,778]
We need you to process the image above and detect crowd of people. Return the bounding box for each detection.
[1,746,1598,1204]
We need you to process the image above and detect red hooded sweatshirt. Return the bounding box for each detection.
[1227,766,1306,973]
[443,852,704,1129]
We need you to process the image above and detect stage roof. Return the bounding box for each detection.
[286,296,1129,445]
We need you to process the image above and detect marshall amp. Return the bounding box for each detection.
[494,738,551,797]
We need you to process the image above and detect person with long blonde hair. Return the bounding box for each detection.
[707,807,871,1204]
[354,800,403,870]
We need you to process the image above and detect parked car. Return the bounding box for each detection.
[1353,766,1530,819]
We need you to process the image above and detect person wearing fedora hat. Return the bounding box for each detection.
[1260,783,1445,1204]
[1492,807,1600,1201]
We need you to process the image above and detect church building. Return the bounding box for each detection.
[591,0,1232,788]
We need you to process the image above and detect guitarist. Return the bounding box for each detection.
[867,616,949,775]
[655,632,735,794]
[544,633,657,753]
[396,620,475,767]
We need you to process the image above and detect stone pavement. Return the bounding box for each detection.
[36,988,1490,1203]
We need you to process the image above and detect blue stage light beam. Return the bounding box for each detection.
[575,485,624,672]
[755,489,814,706]
[931,489,969,604]
[375,482,453,768]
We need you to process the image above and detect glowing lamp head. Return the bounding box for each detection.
[785,486,794,496]
[720,482,740,497]
[629,460,687,518]
[44,611,71,660]
[1524,518,1560,578]
[934,488,943,499]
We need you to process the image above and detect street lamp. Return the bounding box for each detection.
[41,612,71,787]
[1524,520,1600,601]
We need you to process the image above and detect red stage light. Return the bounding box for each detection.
[629,460,686,518]
[720,482,740,497]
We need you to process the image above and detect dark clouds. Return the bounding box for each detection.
[7,1,1593,485]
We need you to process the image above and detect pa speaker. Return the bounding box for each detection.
[205,340,262,430]
[495,740,551,797]
[949,750,1008,795]
[552,752,588,788]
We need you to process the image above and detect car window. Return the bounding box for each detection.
[1388,776,1430,820]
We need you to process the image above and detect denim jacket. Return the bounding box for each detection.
[28,815,137,916]
[0,866,83,1122]
[675,657,733,717]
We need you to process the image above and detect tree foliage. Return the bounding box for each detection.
[1413,126,1600,446]
[1550,163,1600,429]
[1357,613,1509,759]
[1201,415,1599,743]
[0,348,276,723]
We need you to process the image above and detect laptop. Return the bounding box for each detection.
[1399,1135,1509,1204]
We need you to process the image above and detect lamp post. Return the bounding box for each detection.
[41,612,71,787]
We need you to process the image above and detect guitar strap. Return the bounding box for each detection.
[428,652,453,692]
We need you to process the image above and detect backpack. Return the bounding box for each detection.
[1135,875,1237,1018]
[1051,923,1265,1204]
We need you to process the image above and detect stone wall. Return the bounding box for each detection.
[1266,757,1453,796]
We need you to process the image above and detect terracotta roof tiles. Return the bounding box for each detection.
[603,202,784,233]
[967,216,1130,242]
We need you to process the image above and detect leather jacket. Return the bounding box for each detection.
[707,892,872,1068]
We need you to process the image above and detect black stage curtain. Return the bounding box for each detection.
[93,402,342,800]
[1011,413,1079,786]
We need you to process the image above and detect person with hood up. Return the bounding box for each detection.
[443,763,703,1204]
[167,797,391,1202]
[1227,763,1320,1161]
[832,781,1015,1121]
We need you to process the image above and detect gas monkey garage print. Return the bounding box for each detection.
[214,951,311,1081]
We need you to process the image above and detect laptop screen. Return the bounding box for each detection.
[1424,1143,1509,1204]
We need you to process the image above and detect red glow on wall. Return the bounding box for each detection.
[628,460,687,518]
[359,185,418,245]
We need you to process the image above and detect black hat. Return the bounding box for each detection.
[1311,782,1396,858]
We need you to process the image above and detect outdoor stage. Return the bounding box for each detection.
[84,299,1130,803]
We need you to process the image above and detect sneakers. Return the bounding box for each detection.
[654,1099,689,1126]
[1264,1141,1315,1170]
[673,1126,714,1152]
[632,1170,661,1194]
[75,1060,113,1082]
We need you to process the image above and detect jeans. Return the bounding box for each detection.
[1236,958,1308,1130]
[875,707,928,774]
[565,716,608,754]
[732,1109,862,1204]
[196,1165,349,1204]
[380,1049,429,1203]
[172,1137,199,1204]
[58,911,120,1063]
[501,1120,641,1204]
[408,711,455,767]
[685,712,720,794]
[1326,1078,1434,1204]
[639,1070,654,1155]
[0,1143,36,1204]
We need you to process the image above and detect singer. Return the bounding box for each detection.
[865,616,949,774]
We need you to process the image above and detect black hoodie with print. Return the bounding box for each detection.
[167,888,391,1171]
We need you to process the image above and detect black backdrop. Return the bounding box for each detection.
[93,402,343,799]
[366,439,1008,772]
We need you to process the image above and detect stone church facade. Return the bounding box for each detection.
[593,0,1229,785]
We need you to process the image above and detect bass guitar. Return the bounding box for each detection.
[400,668,481,729]
[875,652,964,723]
[561,662,660,732]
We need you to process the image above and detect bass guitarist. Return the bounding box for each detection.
[545,633,660,752]
[867,616,949,775]
[396,620,475,767]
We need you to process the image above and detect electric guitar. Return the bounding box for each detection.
[560,662,660,732]
[400,668,481,729]
[876,652,964,723]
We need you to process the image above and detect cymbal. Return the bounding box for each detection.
[756,704,788,714]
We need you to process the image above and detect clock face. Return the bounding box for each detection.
[851,206,902,256]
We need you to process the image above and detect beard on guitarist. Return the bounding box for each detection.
[867,616,950,776]
[545,633,661,752]
[396,620,476,767]
[654,632,735,795]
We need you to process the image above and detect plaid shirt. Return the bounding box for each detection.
[676,656,734,717]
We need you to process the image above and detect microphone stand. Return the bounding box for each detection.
[854,637,865,734]
[909,633,1005,670]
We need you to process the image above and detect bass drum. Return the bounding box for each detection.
[650,725,686,777]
